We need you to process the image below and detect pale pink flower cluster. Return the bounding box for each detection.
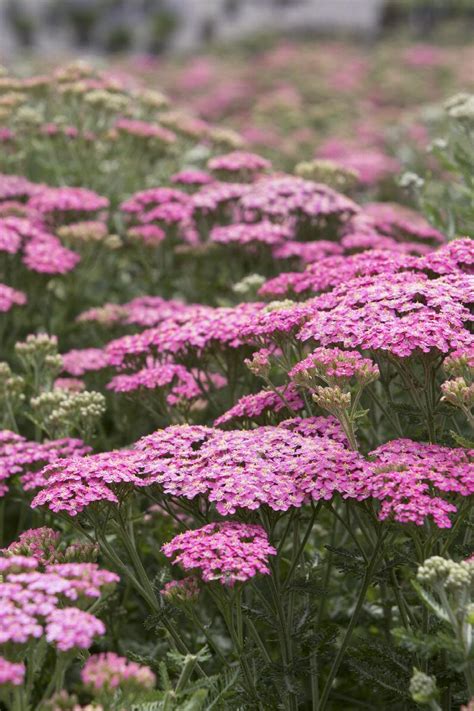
[210,220,292,247]
[0,551,116,650]
[61,348,109,376]
[115,118,176,144]
[162,521,277,585]
[317,139,400,186]
[0,657,25,686]
[81,652,156,692]
[0,283,27,312]
[28,186,109,219]
[0,213,81,275]
[239,175,359,221]
[171,169,213,186]
[78,295,187,328]
[208,150,271,175]
[0,429,91,497]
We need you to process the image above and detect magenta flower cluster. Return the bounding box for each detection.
[162,521,277,585]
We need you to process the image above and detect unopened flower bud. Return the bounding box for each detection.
[409,669,438,705]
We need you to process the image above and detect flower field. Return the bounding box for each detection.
[0,36,473,710]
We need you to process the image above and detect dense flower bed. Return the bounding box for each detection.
[0,43,473,711]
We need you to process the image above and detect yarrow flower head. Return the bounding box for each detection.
[81,653,155,694]
[162,521,277,585]
[289,347,379,388]
[0,657,25,687]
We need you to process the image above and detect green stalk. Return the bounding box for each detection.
[319,531,385,711]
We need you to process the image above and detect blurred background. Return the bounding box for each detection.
[1,0,474,56]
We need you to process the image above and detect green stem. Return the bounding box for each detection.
[319,531,385,711]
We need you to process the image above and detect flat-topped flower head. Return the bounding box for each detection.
[45,608,105,651]
[214,385,304,426]
[0,429,91,497]
[30,449,145,515]
[239,175,359,222]
[0,283,27,312]
[211,221,292,247]
[81,652,156,693]
[366,438,474,528]
[29,186,109,218]
[107,363,201,406]
[298,272,474,358]
[162,521,277,585]
[0,657,25,687]
[61,348,109,376]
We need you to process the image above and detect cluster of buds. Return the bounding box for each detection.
[233,273,266,298]
[161,576,200,604]
[40,690,103,711]
[2,527,99,566]
[414,555,474,696]
[244,348,272,379]
[445,93,474,124]
[295,158,359,192]
[30,389,106,440]
[442,349,474,429]
[417,556,474,591]
[409,669,439,707]
[0,361,24,428]
[15,333,63,389]
[289,347,379,450]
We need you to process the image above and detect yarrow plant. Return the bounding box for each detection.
[0,41,474,711]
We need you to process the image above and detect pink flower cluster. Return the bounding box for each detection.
[104,301,264,367]
[208,150,271,175]
[136,424,364,515]
[171,169,213,186]
[162,521,277,585]
[115,118,176,144]
[30,449,144,514]
[239,175,359,221]
[0,430,91,497]
[30,421,474,528]
[81,652,156,692]
[367,439,474,528]
[28,186,109,220]
[61,348,109,376]
[0,283,27,312]
[318,139,400,186]
[0,214,81,275]
[214,385,304,426]
[210,220,292,247]
[78,295,187,328]
[3,526,60,563]
[0,657,25,687]
[289,347,379,385]
[0,173,41,202]
[297,271,473,358]
[107,362,201,406]
[0,552,117,651]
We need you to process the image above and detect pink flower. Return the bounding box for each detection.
[46,607,105,651]
[0,657,25,686]
[81,652,155,692]
[162,521,277,585]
